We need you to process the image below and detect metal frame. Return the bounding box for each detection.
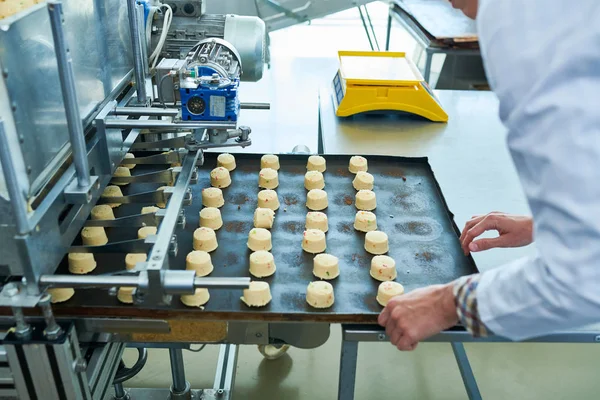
[384,2,480,84]
[338,324,600,400]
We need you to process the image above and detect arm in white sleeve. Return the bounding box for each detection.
[474,0,600,340]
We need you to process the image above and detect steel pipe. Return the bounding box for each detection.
[111,107,179,117]
[104,119,236,130]
[48,2,91,189]
[126,0,147,104]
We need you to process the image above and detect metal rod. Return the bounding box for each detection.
[451,342,483,400]
[240,102,271,110]
[358,6,374,51]
[364,5,380,51]
[48,2,91,189]
[169,348,187,393]
[111,107,179,117]
[104,119,236,130]
[194,277,250,289]
[113,383,127,399]
[126,0,147,104]
[40,275,140,288]
[39,294,62,340]
[39,274,250,290]
[0,120,30,235]
[11,307,31,339]
[385,5,392,51]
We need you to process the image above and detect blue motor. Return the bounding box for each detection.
[179,39,242,122]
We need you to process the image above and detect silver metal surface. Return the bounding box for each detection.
[111,107,180,117]
[0,0,133,194]
[103,120,237,130]
[337,339,358,400]
[86,342,125,399]
[48,1,93,193]
[38,293,62,339]
[0,120,30,234]
[240,102,270,110]
[127,0,147,105]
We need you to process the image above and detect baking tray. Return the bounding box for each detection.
[52,153,477,323]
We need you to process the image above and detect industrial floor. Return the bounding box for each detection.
[123,3,600,399]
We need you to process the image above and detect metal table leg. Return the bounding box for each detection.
[385,7,393,51]
[169,348,191,400]
[337,339,359,400]
[451,342,482,400]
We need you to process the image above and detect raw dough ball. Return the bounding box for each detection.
[142,206,159,214]
[302,229,326,254]
[241,281,272,307]
[112,166,131,186]
[125,253,146,270]
[354,211,377,232]
[91,205,115,220]
[249,251,276,278]
[304,171,325,190]
[117,287,135,304]
[68,253,97,274]
[200,207,223,230]
[138,226,157,239]
[365,231,389,255]
[258,168,279,189]
[306,189,328,211]
[217,153,236,171]
[48,288,75,303]
[247,228,272,251]
[313,254,339,280]
[210,167,232,188]
[186,250,214,276]
[202,187,225,208]
[257,189,280,210]
[181,289,210,307]
[101,185,123,208]
[355,190,377,211]
[305,212,328,232]
[193,227,218,252]
[376,281,404,306]
[254,208,275,229]
[307,155,326,172]
[353,171,374,191]
[306,281,334,309]
[370,255,397,281]
[156,186,169,208]
[122,152,136,169]
[81,227,108,246]
[261,154,280,170]
[349,156,368,173]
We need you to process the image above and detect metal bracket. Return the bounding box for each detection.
[0,282,43,308]
[64,175,99,204]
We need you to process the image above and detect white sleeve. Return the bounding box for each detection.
[475,0,600,340]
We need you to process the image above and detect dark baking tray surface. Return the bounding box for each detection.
[53,153,477,323]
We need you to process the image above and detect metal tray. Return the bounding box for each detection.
[53,153,477,323]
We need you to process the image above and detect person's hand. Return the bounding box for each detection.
[378,283,458,351]
[460,212,533,255]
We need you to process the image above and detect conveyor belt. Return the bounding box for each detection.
[52,153,477,323]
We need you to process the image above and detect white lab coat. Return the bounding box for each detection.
[475,0,600,340]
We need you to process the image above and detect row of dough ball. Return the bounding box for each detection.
[101,185,171,209]
[202,187,282,211]
[305,279,404,309]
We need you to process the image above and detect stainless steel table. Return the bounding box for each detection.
[319,88,600,400]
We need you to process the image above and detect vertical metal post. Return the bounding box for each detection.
[47,2,91,189]
[423,48,434,83]
[337,339,358,400]
[451,342,483,400]
[127,0,148,105]
[0,120,30,235]
[11,307,30,339]
[385,5,393,51]
[169,348,191,398]
[113,383,128,400]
